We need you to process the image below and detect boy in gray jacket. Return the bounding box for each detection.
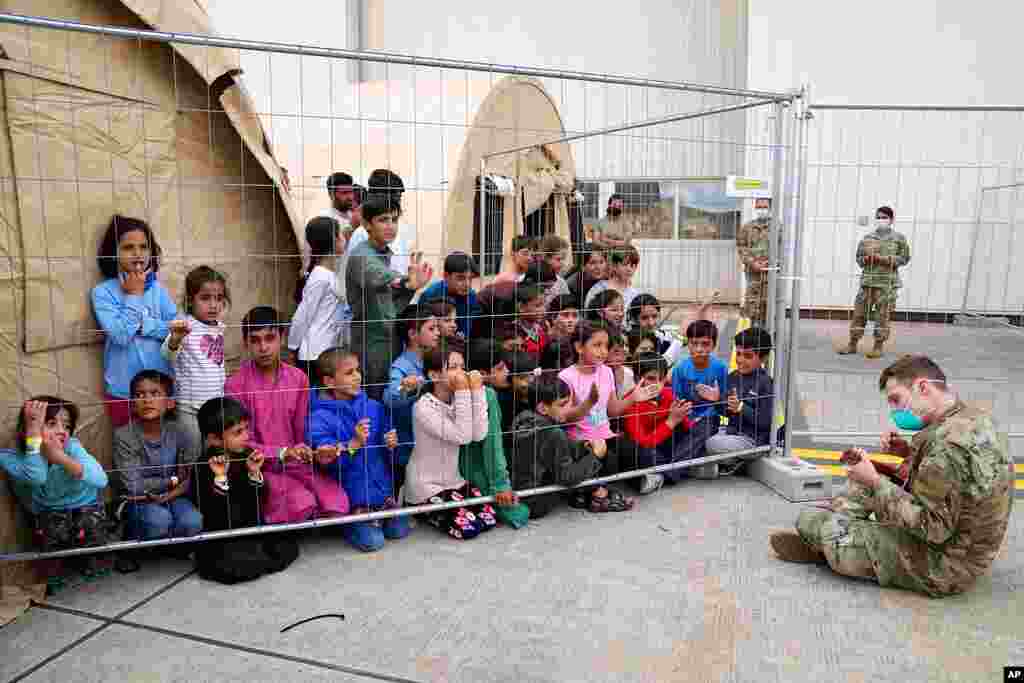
[507,373,604,518]
[113,370,202,541]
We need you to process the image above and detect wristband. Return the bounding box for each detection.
[24,436,42,453]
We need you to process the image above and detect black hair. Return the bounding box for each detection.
[184,265,231,316]
[422,347,450,396]
[540,338,576,372]
[466,339,506,373]
[242,306,285,340]
[524,260,556,285]
[296,216,340,304]
[628,292,661,322]
[635,351,669,380]
[130,369,174,399]
[734,327,773,360]
[367,168,404,197]
[628,329,659,356]
[197,396,250,440]
[685,319,718,345]
[876,205,895,220]
[572,320,611,349]
[608,245,640,266]
[360,194,402,225]
[511,235,535,253]
[16,395,79,446]
[326,172,354,193]
[515,283,545,308]
[96,215,162,279]
[529,373,572,410]
[507,350,539,379]
[394,300,447,358]
[587,289,624,323]
[315,346,359,385]
[547,294,579,319]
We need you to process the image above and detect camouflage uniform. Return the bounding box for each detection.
[848,227,910,346]
[736,217,771,326]
[795,401,1014,597]
[592,215,635,245]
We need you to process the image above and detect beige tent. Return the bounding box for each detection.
[0,0,303,598]
[445,75,576,273]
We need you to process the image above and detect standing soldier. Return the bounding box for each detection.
[769,355,1014,597]
[839,206,910,359]
[736,197,773,327]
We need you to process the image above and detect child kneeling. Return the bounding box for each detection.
[193,397,299,584]
[308,347,409,552]
[404,349,497,540]
[508,374,604,518]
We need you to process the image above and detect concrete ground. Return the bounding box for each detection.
[2,318,1022,683]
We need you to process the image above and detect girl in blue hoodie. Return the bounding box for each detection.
[307,347,407,552]
[91,215,178,428]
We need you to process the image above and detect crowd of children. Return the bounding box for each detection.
[2,172,777,587]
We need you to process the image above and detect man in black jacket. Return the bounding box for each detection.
[705,327,774,475]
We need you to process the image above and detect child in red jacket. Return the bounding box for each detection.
[621,352,693,493]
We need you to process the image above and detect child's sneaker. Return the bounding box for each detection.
[638,474,664,495]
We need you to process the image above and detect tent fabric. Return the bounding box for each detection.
[0,0,303,585]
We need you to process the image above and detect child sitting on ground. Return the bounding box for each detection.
[384,301,442,497]
[307,347,408,552]
[458,346,530,528]
[492,235,535,285]
[584,245,641,329]
[559,322,661,512]
[113,370,202,543]
[566,243,607,310]
[586,289,626,336]
[516,284,548,360]
[1,398,110,552]
[508,373,604,519]
[629,291,720,367]
[608,332,635,399]
[620,353,694,492]
[404,350,497,540]
[225,306,348,524]
[670,319,729,479]
[420,251,481,345]
[192,397,299,584]
[546,294,580,346]
[705,327,775,475]
[535,233,572,306]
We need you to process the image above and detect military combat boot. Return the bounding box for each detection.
[770,531,827,564]
[836,337,859,355]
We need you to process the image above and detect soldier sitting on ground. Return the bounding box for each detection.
[770,355,1015,597]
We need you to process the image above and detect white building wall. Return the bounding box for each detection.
[207,0,753,288]
[749,0,1024,314]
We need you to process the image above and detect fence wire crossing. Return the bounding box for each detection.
[0,12,811,562]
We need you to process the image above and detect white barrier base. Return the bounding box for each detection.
[749,455,832,502]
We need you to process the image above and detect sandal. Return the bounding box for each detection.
[589,489,634,513]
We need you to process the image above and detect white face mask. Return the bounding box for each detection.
[755,208,770,220]
[876,218,892,230]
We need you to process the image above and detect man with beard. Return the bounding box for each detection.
[592,194,634,249]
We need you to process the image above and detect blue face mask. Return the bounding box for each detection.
[890,408,925,431]
[889,383,926,431]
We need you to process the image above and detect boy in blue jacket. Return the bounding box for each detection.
[669,320,729,480]
[308,347,407,552]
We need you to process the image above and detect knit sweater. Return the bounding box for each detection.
[405,389,487,503]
